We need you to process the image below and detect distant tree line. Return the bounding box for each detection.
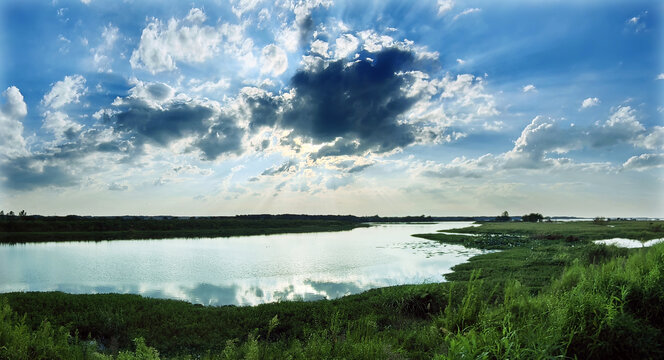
[494,211,546,222]
[522,213,544,222]
[0,210,26,217]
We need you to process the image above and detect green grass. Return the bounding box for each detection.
[435,219,664,241]
[2,220,663,359]
[0,217,367,243]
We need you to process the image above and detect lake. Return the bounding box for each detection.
[0,222,487,306]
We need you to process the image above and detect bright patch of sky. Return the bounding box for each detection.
[0,0,662,217]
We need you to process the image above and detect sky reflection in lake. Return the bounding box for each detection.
[0,222,488,306]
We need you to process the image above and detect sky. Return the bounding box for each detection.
[0,0,662,217]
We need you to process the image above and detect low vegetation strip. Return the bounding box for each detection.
[433,219,664,241]
[0,217,368,243]
[1,220,663,359]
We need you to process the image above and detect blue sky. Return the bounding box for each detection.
[0,0,662,217]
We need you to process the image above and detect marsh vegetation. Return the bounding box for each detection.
[1,220,663,359]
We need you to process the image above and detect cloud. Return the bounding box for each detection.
[109,99,211,147]
[437,0,454,16]
[358,30,394,52]
[641,126,664,150]
[522,84,536,93]
[334,34,359,59]
[657,73,664,80]
[0,156,78,191]
[622,153,664,171]
[189,78,231,93]
[325,175,353,190]
[310,39,329,57]
[595,105,644,147]
[234,43,499,159]
[421,155,493,178]
[237,86,285,132]
[626,11,647,32]
[421,106,659,178]
[503,106,648,169]
[292,0,332,47]
[580,97,600,109]
[41,111,84,141]
[42,75,87,109]
[194,115,245,160]
[453,8,481,21]
[261,160,297,176]
[130,8,222,74]
[185,7,207,23]
[282,48,420,155]
[103,81,245,160]
[92,23,119,72]
[0,86,28,158]
[231,0,262,18]
[108,182,128,191]
[260,44,288,76]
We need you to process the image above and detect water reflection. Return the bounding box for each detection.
[593,238,664,248]
[0,222,489,305]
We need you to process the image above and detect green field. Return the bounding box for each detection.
[1,220,663,359]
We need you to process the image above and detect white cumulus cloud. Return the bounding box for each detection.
[260,44,288,76]
[42,111,84,141]
[334,33,359,59]
[42,74,87,109]
[641,126,664,150]
[622,153,664,171]
[580,97,600,109]
[437,0,454,16]
[0,86,28,157]
[130,8,222,74]
[310,39,329,57]
[522,84,536,93]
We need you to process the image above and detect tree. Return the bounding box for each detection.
[18,210,26,217]
[0,210,4,216]
[8,211,15,216]
[496,211,511,222]
[522,213,544,222]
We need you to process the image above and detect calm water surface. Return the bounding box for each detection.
[0,222,487,306]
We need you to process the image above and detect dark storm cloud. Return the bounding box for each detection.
[244,92,282,131]
[0,156,78,190]
[102,94,247,160]
[297,14,315,46]
[194,115,245,160]
[279,48,421,157]
[310,139,360,159]
[109,101,214,146]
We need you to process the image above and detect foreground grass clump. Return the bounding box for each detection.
[0,298,161,359]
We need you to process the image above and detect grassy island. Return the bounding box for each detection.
[1,220,663,359]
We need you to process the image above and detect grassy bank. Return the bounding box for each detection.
[0,216,367,243]
[414,220,663,292]
[2,220,663,359]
